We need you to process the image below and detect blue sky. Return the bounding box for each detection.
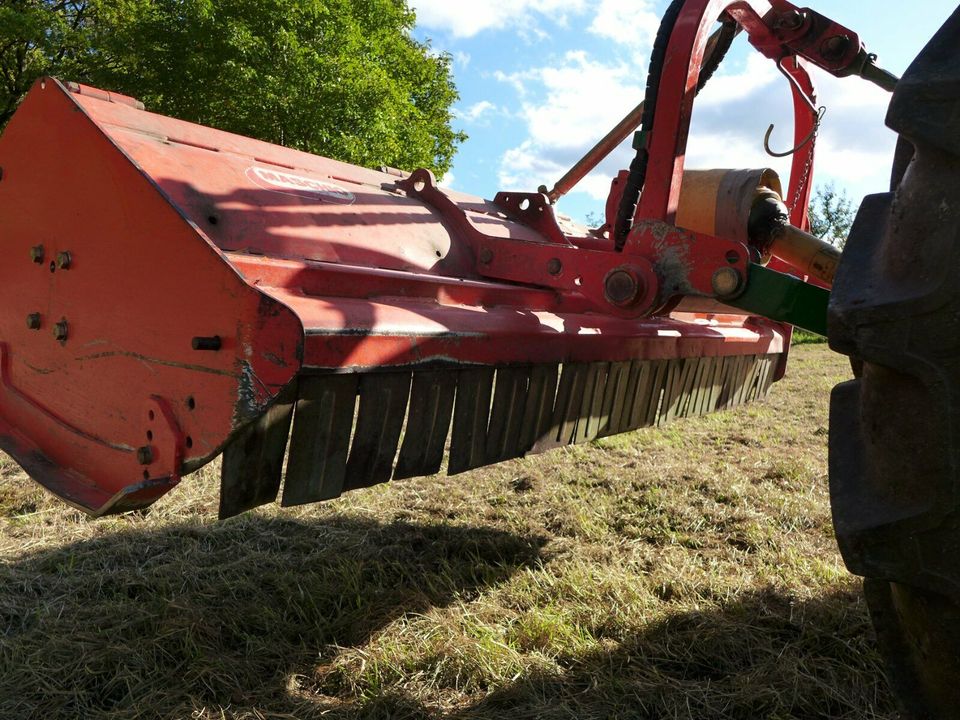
[409,1,957,224]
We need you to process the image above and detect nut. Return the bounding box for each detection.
[479,248,494,265]
[547,258,563,276]
[26,313,41,330]
[30,245,44,264]
[56,251,71,270]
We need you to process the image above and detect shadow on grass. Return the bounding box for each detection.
[0,514,546,718]
[0,515,894,720]
[445,587,895,720]
[321,587,895,720]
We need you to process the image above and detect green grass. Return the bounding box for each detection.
[792,329,828,346]
[0,345,894,719]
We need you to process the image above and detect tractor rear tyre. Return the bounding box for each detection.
[829,9,960,718]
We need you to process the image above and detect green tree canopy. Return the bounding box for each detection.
[0,0,464,175]
[808,182,855,250]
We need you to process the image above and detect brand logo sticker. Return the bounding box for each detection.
[245,166,355,205]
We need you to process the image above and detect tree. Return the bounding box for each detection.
[808,182,855,250]
[0,2,91,126]
[0,0,464,176]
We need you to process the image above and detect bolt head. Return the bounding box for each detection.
[547,258,563,276]
[479,248,494,265]
[30,245,44,264]
[821,35,851,61]
[53,320,68,342]
[711,267,743,298]
[137,446,154,465]
[56,251,71,270]
[26,313,41,330]
[780,9,804,30]
[604,268,641,307]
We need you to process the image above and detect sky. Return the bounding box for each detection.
[408,0,958,224]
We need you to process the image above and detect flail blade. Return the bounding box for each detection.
[282,375,357,507]
[344,373,412,490]
[215,354,783,516]
[219,390,296,519]
[394,370,457,480]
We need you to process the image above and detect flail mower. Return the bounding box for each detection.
[1,0,958,715]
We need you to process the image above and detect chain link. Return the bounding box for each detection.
[788,106,827,217]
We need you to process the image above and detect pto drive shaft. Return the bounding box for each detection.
[675,168,840,286]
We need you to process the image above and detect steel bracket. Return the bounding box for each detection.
[725,263,829,336]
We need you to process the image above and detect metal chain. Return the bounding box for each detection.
[788,106,826,216]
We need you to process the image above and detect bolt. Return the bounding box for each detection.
[605,268,642,307]
[711,267,743,298]
[479,248,494,265]
[191,335,222,351]
[56,251,71,270]
[547,258,563,276]
[137,446,154,465]
[53,319,68,343]
[26,313,41,330]
[30,245,44,264]
[821,35,851,61]
[780,9,804,30]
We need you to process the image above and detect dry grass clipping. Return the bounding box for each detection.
[0,344,895,718]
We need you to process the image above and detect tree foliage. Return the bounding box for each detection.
[0,0,464,175]
[0,2,90,125]
[808,183,855,250]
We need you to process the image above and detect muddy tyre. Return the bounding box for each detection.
[828,9,960,718]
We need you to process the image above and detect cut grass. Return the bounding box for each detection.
[0,345,894,718]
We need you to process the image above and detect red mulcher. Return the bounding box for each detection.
[2,1,959,714]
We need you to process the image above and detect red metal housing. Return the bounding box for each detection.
[0,78,789,515]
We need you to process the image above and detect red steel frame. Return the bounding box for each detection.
[0,0,872,515]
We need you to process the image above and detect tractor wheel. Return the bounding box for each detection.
[828,9,960,718]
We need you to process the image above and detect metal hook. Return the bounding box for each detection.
[764,106,826,158]
[764,56,825,158]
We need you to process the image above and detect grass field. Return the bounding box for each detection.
[0,344,896,719]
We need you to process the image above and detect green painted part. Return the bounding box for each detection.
[727,264,830,337]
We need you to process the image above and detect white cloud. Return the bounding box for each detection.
[694,53,779,107]
[408,0,588,39]
[685,59,897,204]
[493,69,538,97]
[426,0,897,214]
[496,50,645,199]
[456,100,500,122]
[498,41,898,206]
[589,0,661,50]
